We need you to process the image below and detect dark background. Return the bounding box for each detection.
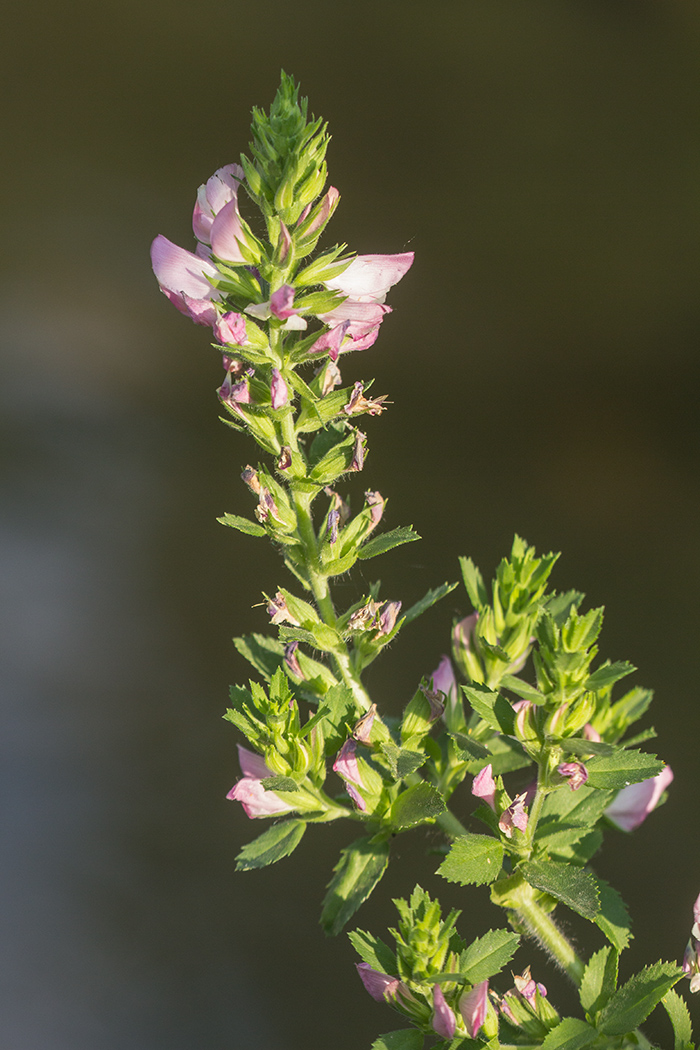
[2,1,699,1046]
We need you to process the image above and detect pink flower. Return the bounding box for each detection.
[192,163,244,250]
[605,766,673,832]
[472,763,497,811]
[150,234,220,325]
[377,600,401,636]
[356,963,403,1002]
[226,745,294,819]
[270,368,289,409]
[270,285,299,319]
[431,985,456,1040]
[513,967,547,1003]
[214,311,247,345]
[430,655,458,720]
[453,612,479,658]
[333,739,367,811]
[459,980,489,1038]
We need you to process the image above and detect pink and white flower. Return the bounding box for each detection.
[459,980,489,1038]
[472,763,497,811]
[605,766,673,832]
[226,745,294,819]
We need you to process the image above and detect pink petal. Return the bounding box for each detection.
[459,980,489,1038]
[270,368,289,409]
[430,656,457,706]
[214,311,248,345]
[270,285,297,319]
[236,744,270,780]
[356,964,401,1002]
[300,186,340,238]
[318,301,391,325]
[472,763,496,811]
[309,321,350,362]
[193,164,244,242]
[210,199,247,263]
[151,235,220,306]
[326,252,414,301]
[227,777,293,818]
[432,985,457,1040]
[605,766,673,831]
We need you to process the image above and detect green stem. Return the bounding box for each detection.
[507,878,585,984]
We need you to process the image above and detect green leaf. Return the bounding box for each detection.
[260,775,299,792]
[519,860,600,920]
[580,946,618,1017]
[458,929,520,984]
[597,961,684,1036]
[586,660,636,693]
[438,834,505,886]
[662,988,694,1050]
[390,782,446,829]
[371,1031,423,1050]
[308,432,357,483]
[320,835,390,936]
[461,684,515,735]
[450,732,491,761]
[557,737,615,757]
[540,784,613,827]
[501,674,546,705]
[459,555,488,608]
[486,734,530,775]
[380,741,427,780]
[402,582,459,625]
[540,1017,598,1050]
[233,633,285,681]
[357,526,421,560]
[585,749,664,790]
[216,512,267,536]
[594,878,632,951]
[348,929,397,975]
[534,820,593,852]
[235,819,306,871]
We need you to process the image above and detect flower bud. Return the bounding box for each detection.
[472,764,497,812]
[557,761,588,791]
[377,600,401,636]
[459,980,489,1039]
[431,985,456,1040]
[270,367,289,409]
[284,641,304,680]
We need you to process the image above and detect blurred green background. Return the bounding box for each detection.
[2,1,699,1046]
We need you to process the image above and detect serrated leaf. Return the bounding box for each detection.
[540,1017,598,1049]
[597,961,684,1036]
[348,929,397,975]
[438,834,504,886]
[217,512,267,536]
[540,784,613,826]
[586,660,636,693]
[458,929,520,984]
[580,946,618,1016]
[554,829,604,866]
[371,1031,423,1050]
[534,819,592,851]
[391,782,445,829]
[402,582,459,625]
[594,877,632,951]
[357,527,421,560]
[321,835,390,936]
[520,860,600,920]
[486,734,531,775]
[235,819,306,871]
[663,988,694,1050]
[380,741,426,780]
[233,633,285,681]
[450,732,491,761]
[461,684,515,735]
[585,749,664,790]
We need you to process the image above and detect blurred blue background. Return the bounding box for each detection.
[2,1,700,1046]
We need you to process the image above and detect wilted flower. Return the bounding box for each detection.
[429,655,458,713]
[277,446,292,471]
[419,684,445,722]
[349,430,366,472]
[377,600,401,636]
[348,599,379,631]
[327,508,340,545]
[557,761,588,791]
[499,793,529,838]
[472,763,497,812]
[267,591,300,626]
[364,490,385,531]
[351,706,376,747]
[343,381,388,416]
[226,744,294,819]
[513,967,547,1003]
[284,641,304,680]
[431,985,457,1040]
[605,766,673,832]
[318,359,342,395]
[241,465,261,493]
[459,980,489,1039]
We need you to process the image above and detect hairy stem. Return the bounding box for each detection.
[509,879,585,985]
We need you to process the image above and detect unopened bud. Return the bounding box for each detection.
[284,641,304,679]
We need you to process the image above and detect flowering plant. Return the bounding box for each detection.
[152,74,695,1050]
